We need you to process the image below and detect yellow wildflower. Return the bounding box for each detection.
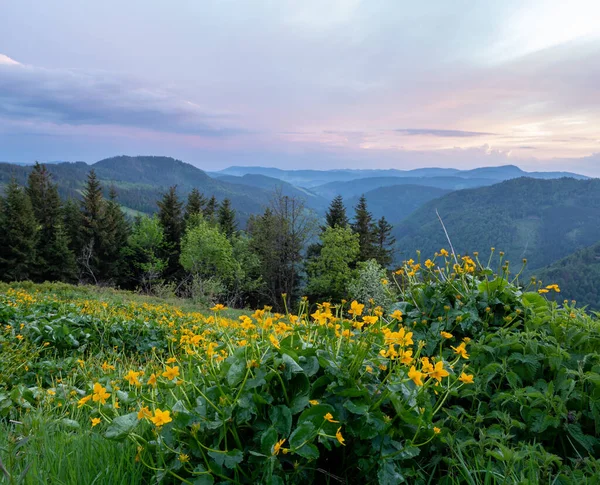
[137,406,152,420]
[92,383,110,404]
[324,413,339,423]
[451,342,469,359]
[162,365,180,380]
[272,438,286,455]
[150,409,172,427]
[349,301,364,317]
[408,366,423,386]
[429,361,450,382]
[459,372,474,384]
[440,331,453,339]
[91,417,101,427]
[147,373,157,387]
[124,370,141,386]
[336,427,345,446]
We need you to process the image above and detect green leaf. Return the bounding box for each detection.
[294,443,319,460]
[269,405,292,437]
[104,412,138,440]
[282,353,304,379]
[344,399,369,415]
[289,422,316,449]
[226,356,247,387]
[378,460,406,485]
[261,427,278,455]
[208,449,243,469]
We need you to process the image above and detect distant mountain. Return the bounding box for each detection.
[212,173,328,212]
[392,177,600,270]
[312,176,495,200]
[533,242,600,309]
[217,164,588,189]
[347,185,451,224]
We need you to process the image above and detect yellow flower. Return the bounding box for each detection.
[362,315,378,325]
[137,406,152,420]
[399,349,413,365]
[365,365,373,373]
[16,334,24,340]
[439,248,449,257]
[211,304,226,311]
[309,399,319,405]
[440,331,453,339]
[166,357,177,364]
[349,301,364,317]
[78,395,92,408]
[92,383,110,405]
[124,370,141,386]
[179,454,190,463]
[272,438,286,455]
[324,413,339,423]
[147,373,157,387]
[162,365,180,380]
[101,361,115,372]
[336,427,346,446]
[538,289,549,294]
[381,278,389,285]
[390,309,403,321]
[433,427,441,434]
[91,417,101,427]
[425,259,435,269]
[451,343,469,360]
[408,366,423,386]
[429,361,450,382]
[269,334,280,349]
[459,372,474,384]
[150,409,172,427]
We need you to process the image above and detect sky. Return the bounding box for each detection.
[1,0,600,174]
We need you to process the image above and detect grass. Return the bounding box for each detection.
[0,413,145,484]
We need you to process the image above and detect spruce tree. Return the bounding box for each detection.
[26,162,76,282]
[157,186,184,279]
[324,195,349,229]
[373,216,396,267]
[203,195,217,223]
[184,188,206,224]
[100,186,130,284]
[0,179,38,281]
[63,198,84,257]
[79,170,106,283]
[351,195,377,262]
[218,198,237,239]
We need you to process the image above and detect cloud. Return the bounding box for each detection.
[395,128,496,137]
[0,54,243,137]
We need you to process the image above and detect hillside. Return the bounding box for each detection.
[0,157,280,222]
[211,173,328,212]
[534,242,600,309]
[347,184,450,223]
[217,164,587,189]
[393,177,600,270]
[313,175,494,200]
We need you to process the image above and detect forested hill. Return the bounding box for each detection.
[393,177,600,270]
[534,241,600,309]
[0,156,299,220]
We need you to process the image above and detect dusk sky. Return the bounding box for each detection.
[1,0,600,174]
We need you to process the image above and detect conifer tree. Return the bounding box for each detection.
[373,216,396,267]
[100,186,130,283]
[27,163,76,281]
[0,179,38,281]
[79,169,106,283]
[203,195,217,223]
[184,188,206,224]
[218,198,237,239]
[324,195,349,229]
[157,185,184,279]
[351,195,377,262]
[63,198,84,256]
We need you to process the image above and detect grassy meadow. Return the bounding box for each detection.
[1,252,600,484]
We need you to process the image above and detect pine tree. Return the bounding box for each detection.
[157,186,184,279]
[324,195,349,229]
[351,195,377,262]
[79,170,107,283]
[26,162,76,282]
[63,198,84,257]
[0,179,38,281]
[184,188,206,224]
[203,195,217,223]
[100,186,130,284]
[373,216,396,267]
[218,198,237,239]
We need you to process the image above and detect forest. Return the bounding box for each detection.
[0,163,397,311]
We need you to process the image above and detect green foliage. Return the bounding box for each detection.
[352,195,377,262]
[218,198,237,239]
[126,215,168,292]
[306,226,359,301]
[348,259,393,309]
[0,179,38,281]
[180,219,238,283]
[157,185,185,279]
[324,194,349,229]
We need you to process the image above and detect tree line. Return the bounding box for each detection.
[0,163,396,310]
